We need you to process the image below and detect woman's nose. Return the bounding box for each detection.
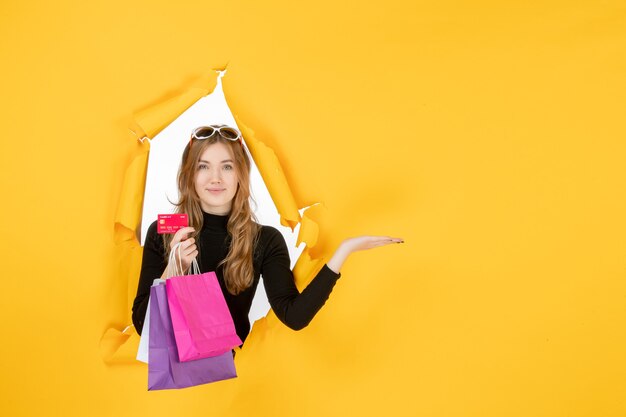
[208,167,222,182]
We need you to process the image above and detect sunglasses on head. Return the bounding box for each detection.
[191,125,242,142]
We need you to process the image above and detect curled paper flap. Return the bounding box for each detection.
[296,203,325,249]
[133,73,218,139]
[114,149,149,244]
[100,326,140,365]
[235,117,301,231]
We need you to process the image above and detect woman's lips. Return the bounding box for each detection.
[208,189,225,194]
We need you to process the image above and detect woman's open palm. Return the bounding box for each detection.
[342,235,404,253]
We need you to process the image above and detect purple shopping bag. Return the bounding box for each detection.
[148,281,237,391]
[166,271,242,362]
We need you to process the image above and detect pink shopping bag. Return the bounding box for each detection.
[165,243,242,362]
[166,272,242,362]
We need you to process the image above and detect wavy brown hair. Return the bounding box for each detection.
[162,125,261,295]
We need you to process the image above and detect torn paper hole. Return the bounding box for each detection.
[140,70,305,325]
[104,69,330,364]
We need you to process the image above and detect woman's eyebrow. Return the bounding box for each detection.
[198,159,233,163]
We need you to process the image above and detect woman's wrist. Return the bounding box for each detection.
[327,241,351,274]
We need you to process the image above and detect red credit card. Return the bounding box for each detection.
[157,214,189,234]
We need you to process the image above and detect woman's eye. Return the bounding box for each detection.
[198,164,231,171]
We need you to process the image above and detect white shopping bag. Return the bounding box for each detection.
[137,279,166,363]
[136,297,151,363]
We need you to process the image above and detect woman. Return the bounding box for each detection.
[132,124,403,348]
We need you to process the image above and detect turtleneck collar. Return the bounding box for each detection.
[201,210,230,231]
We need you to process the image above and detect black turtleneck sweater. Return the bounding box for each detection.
[132,210,341,346]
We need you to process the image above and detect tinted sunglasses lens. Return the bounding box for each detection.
[194,127,215,139]
[219,127,240,140]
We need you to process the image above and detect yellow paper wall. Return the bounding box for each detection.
[1,1,625,416]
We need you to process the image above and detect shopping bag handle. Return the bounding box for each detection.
[166,242,201,278]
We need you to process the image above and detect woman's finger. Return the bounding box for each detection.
[171,227,195,247]
[379,236,403,241]
[345,235,404,252]
[374,240,399,246]
[181,238,195,249]
[174,243,195,260]
[181,246,198,258]
[182,250,199,271]
[366,237,401,245]
[176,226,195,238]
[182,245,197,258]
[363,236,402,242]
[173,238,195,254]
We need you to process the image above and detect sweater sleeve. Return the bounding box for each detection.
[132,220,168,335]
[261,226,341,331]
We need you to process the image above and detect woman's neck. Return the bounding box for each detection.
[201,209,230,231]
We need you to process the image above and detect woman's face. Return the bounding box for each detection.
[194,142,239,215]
